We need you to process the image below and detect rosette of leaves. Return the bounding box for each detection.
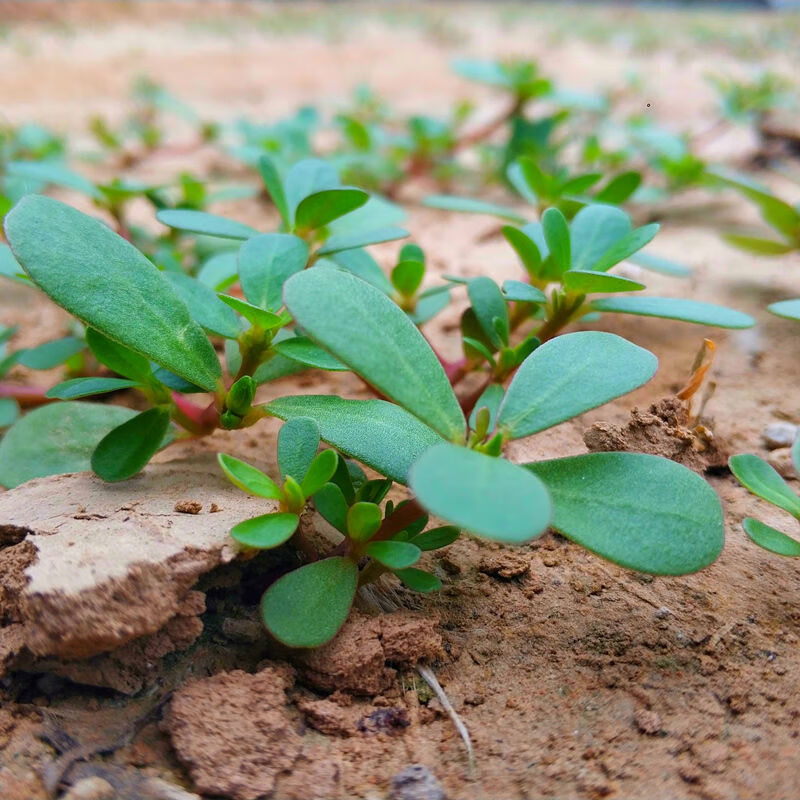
[730,445,800,557]
[246,266,725,646]
[220,416,458,647]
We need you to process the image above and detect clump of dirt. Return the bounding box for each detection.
[583,396,729,472]
[165,665,301,800]
[294,611,443,695]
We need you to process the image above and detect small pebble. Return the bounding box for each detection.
[654,607,672,619]
[767,447,798,480]
[174,500,203,514]
[61,777,115,800]
[762,421,798,450]
[390,764,446,800]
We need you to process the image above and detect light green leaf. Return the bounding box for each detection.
[217,453,284,500]
[17,337,84,369]
[542,207,571,274]
[498,331,657,439]
[46,377,140,400]
[743,518,800,557]
[5,197,221,391]
[409,443,551,544]
[284,159,340,225]
[266,395,443,484]
[347,502,382,541]
[217,294,286,330]
[794,436,800,474]
[627,252,691,278]
[197,251,239,291]
[468,383,505,434]
[282,269,465,440]
[423,195,526,224]
[258,155,290,228]
[164,273,241,339]
[570,204,632,272]
[768,298,800,322]
[590,224,660,273]
[278,417,320,482]
[316,226,409,256]
[594,171,642,204]
[301,449,338,498]
[392,260,425,297]
[91,407,172,482]
[261,556,358,647]
[723,234,794,256]
[156,209,257,240]
[331,248,393,294]
[0,243,27,283]
[294,188,368,233]
[526,452,724,574]
[502,280,547,304]
[0,397,20,428]
[468,277,509,349]
[0,402,137,488]
[563,270,644,294]
[366,540,421,569]
[231,512,299,549]
[6,160,102,200]
[590,296,754,328]
[730,454,800,518]
[274,337,348,371]
[238,233,309,311]
[502,226,542,276]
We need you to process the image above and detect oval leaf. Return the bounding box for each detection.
[730,454,800,518]
[570,204,632,271]
[393,567,442,592]
[562,270,645,294]
[300,449,339,498]
[542,207,571,274]
[409,443,551,544]
[526,452,724,574]
[231,512,299,549]
[743,518,800,557]
[261,556,358,648]
[238,233,309,311]
[46,377,141,400]
[411,525,460,551]
[366,540,421,569]
[590,296,754,329]
[278,417,320,482]
[294,188,368,233]
[0,402,136,488]
[164,273,241,339]
[347,502,382,541]
[5,196,221,391]
[274,337,348,371]
[768,298,800,322]
[498,331,657,439]
[283,269,464,440]
[218,453,284,500]
[91,407,172,482]
[314,482,349,533]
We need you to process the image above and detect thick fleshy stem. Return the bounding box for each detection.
[171,392,219,435]
[0,383,52,407]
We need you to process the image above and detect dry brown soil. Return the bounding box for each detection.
[1,3,800,799]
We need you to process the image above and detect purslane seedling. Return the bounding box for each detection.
[216,266,726,647]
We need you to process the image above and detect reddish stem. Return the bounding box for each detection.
[171,392,218,434]
[0,383,52,407]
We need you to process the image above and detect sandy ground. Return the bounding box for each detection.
[1,3,800,799]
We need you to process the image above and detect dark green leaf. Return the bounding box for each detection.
[217,294,286,330]
[502,226,542,276]
[301,449,338,498]
[155,209,257,240]
[91,407,172,482]
[366,540,421,569]
[283,269,464,440]
[218,453,284,500]
[526,452,724,574]
[498,331,657,439]
[730,454,800,518]
[409,443,551,544]
[164,273,241,339]
[231,512,299,549]
[412,525,460,551]
[563,270,644,294]
[238,233,309,311]
[17,337,84,369]
[261,556,358,647]
[314,482,349,533]
[294,188,368,233]
[46,377,140,400]
[6,197,221,391]
[0,402,137,488]
[542,207,571,274]
[86,328,152,383]
[258,155,290,228]
[392,260,425,297]
[590,297,754,328]
[743,518,800,557]
[266,395,443,484]
[393,568,441,592]
[277,417,320,482]
[594,171,642,204]
[274,337,348,371]
[284,159,340,224]
[468,277,509,348]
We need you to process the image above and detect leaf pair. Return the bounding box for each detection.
[730,451,800,557]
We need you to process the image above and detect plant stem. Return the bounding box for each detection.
[0,383,52,407]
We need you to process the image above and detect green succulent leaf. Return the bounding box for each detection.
[282,269,464,440]
[300,449,339,498]
[542,207,571,274]
[393,568,442,593]
[0,402,136,488]
[238,233,309,311]
[366,540,421,569]
[6,160,102,200]
[91,407,172,482]
[589,224,660,273]
[498,331,657,439]
[502,280,547,304]
[284,159,340,225]
[331,248,393,293]
[627,251,691,278]
[156,209,257,240]
[230,512,300,549]
[468,383,505,433]
[743,518,800,557]
[768,298,800,322]
[313,482,349,533]
[217,294,287,330]
[569,204,632,271]
[5,196,221,391]
[392,260,425,297]
[86,329,152,383]
[730,454,800,518]
[409,443,551,544]
[412,525,460,551]
[562,270,644,294]
[423,195,526,224]
[218,453,284,500]
[590,296,755,328]
[277,417,320,483]
[347,501,382,541]
[468,277,509,348]
[316,226,410,257]
[502,226,543,277]
[164,273,242,339]
[594,171,642,204]
[46,377,141,400]
[16,337,85,369]
[294,188,368,233]
[274,337,348,371]
[261,556,358,648]
[723,234,794,256]
[258,155,290,228]
[0,397,19,428]
[527,452,724,574]
[198,251,239,291]
[266,395,442,484]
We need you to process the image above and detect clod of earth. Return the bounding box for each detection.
[0,457,270,690]
[583,396,729,473]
